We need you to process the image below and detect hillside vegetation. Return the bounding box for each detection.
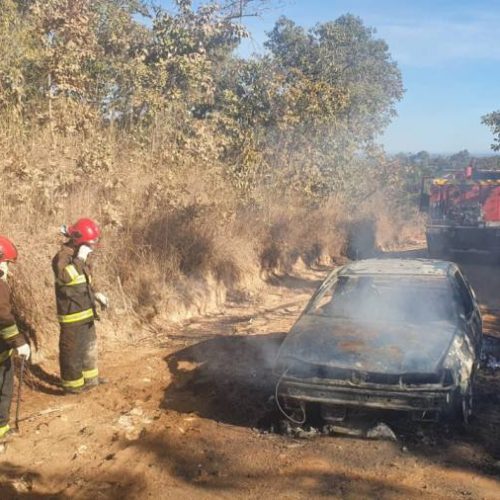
[0,0,415,353]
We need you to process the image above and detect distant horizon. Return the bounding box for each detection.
[385,149,499,157]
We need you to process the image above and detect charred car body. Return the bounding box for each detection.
[275,259,482,424]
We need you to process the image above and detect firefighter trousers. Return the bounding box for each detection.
[0,356,14,432]
[59,321,98,390]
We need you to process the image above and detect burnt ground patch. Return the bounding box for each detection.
[162,333,285,428]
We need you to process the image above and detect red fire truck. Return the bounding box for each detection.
[421,167,500,257]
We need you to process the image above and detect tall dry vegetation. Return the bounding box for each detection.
[0,0,413,353]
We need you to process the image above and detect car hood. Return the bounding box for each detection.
[277,315,458,374]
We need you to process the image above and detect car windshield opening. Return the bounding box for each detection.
[307,275,458,323]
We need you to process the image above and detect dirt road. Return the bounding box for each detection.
[1,253,500,499]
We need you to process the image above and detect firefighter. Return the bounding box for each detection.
[0,236,31,439]
[52,218,108,393]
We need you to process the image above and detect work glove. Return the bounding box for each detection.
[0,262,8,281]
[94,292,109,310]
[16,343,31,359]
[77,245,93,262]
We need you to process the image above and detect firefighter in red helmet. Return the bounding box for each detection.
[52,219,108,393]
[0,236,30,439]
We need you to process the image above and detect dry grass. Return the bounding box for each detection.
[0,119,420,357]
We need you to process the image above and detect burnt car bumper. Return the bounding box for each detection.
[279,377,456,412]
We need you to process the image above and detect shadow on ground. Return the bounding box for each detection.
[266,273,324,291]
[126,429,422,497]
[24,364,64,396]
[163,333,285,428]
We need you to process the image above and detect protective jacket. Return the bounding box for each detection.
[0,280,25,363]
[52,243,97,326]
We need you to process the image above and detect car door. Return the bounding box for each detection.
[460,271,482,331]
[452,270,482,358]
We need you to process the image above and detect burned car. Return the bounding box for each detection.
[275,259,482,424]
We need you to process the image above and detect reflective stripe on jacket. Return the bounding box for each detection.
[0,280,25,352]
[52,244,95,326]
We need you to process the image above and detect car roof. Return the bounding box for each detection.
[338,258,455,277]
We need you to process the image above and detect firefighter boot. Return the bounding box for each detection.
[84,376,108,389]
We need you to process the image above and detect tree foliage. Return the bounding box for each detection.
[0,0,404,204]
[482,111,500,151]
[217,15,403,201]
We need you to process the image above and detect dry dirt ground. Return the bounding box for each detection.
[1,247,500,499]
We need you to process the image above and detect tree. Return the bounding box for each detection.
[0,0,38,118]
[409,150,430,168]
[482,111,500,151]
[447,149,470,169]
[0,0,404,207]
[217,15,404,201]
[266,15,404,143]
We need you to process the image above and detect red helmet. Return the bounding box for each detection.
[0,236,18,262]
[67,218,101,246]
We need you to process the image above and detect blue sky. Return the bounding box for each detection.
[160,1,500,155]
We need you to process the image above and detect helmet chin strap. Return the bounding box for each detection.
[0,261,8,281]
